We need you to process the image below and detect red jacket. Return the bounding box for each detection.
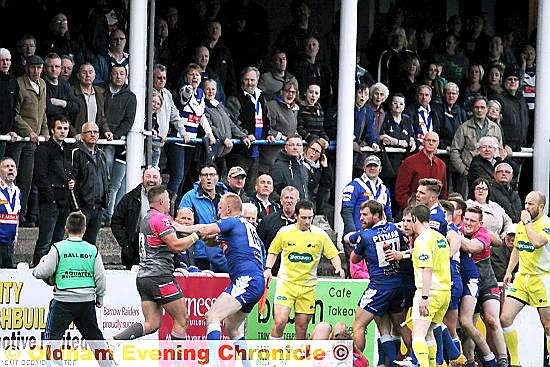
[395,150,447,208]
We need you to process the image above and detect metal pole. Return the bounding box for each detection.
[127,0,148,192]
[534,0,550,207]
[145,0,155,166]
[334,0,358,241]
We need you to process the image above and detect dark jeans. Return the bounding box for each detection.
[165,143,185,193]
[33,203,69,265]
[82,207,104,245]
[0,245,14,268]
[45,299,115,367]
[0,141,7,159]
[6,141,36,219]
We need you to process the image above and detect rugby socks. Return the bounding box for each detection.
[412,338,429,367]
[392,335,402,357]
[502,325,520,366]
[113,322,145,340]
[380,334,398,366]
[233,334,251,367]
[482,352,497,367]
[452,337,462,355]
[376,337,386,366]
[433,325,444,365]
[427,339,437,367]
[206,323,222,340]
[441,325,461,360]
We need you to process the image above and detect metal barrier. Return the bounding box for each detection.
[0,134,534,158]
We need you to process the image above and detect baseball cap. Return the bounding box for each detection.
[363,155,381,167]
[26,55,44,65]
[506,223,517,235]
[228,166,247,177]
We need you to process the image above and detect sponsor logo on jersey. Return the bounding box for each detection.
[288,252,314,263]
[418,253,429,261]
[518,240,535,252]
[436,239,447,249]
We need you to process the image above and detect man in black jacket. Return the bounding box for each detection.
[32,115,73,265]
[256,185,299,275]
[0,48,18,159]
[71,122,109,245]
[490,162,522,223]
[111,167,161,269]
[271,135,309,201]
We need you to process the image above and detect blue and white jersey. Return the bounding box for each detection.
[342,174,392,230]
[0,181,21,246]
[429,203,448,236]
[447,222,462,264]
[216,216,265,279]
[349,221,405,287]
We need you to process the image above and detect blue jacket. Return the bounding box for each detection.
[179,181,228,272]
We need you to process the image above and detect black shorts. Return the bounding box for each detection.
[136,275,183,304]
[474,287,500,313]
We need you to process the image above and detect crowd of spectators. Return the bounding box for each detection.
[0,1,537,276]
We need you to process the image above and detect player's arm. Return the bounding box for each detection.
[329,254,345,278]
[162,231,202,252]
[447,230,461,256]
[460,236,484,254]
[524,223,549,248]
[503,246,519,289]
[419,266,433,317]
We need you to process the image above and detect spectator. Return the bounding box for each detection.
[32,116,73,266]
[263,79,300,171]
[271,134,309,201]
[432,82,468,149]
[460,62,485,118]
[71,122,109,245]
[111,167,161,269]
[7,55,49,226]
[450,96,502,198]
[466,177,513,248]
[71,63,107,137]
[392,54,420,104]
[436,34,469,85]
[367,82,389,134]
[60,55,75,84]
[341,155,392,238]
[303,139,333,222]
[0,157,21,269]
[173,207,196,269]
[242,202,258,226]
[175,63,215,194]
[103,64,137,224]
[377,27,415,89]
[379,93,416,177]
[395,131,447,210]
[152,64,188,195]
[463,15,491,62]
[353,84,379,174]
[495,64,529,153]
[258,51,298,101]
[12,35,37,77]
[484,63,504,99]
[0,48,18,159]
[204,21,236,97]
[41,13,87,66]
[483,36,509,71]
[226,66,271,195]
[491,223,516,282]
[203,79,248,177]
[405,85,441,144]
[43,53,79,126]
[250,174,280,222]
[150,90,164,168]
[292,36,332,110]
[154,18,177,76]
[419,62,445,105]
[224,166,250,203]
[467,136,519,190]
[297,83,328,148]
[192,46,225,102]
[257,185,299,275]
[520,44,536,145]
[178,163,228,272]
[92,29,129,86]
[490,162,522,223]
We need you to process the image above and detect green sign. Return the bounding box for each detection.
[246,279,376,363]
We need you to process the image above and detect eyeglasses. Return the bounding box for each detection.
[55,20,68,25]
[200,173,217,177]
[82,130,99,135]
[308,147,322,154]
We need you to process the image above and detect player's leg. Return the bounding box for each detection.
[294,313,314,340]
[270,304,292,339]
[204,292,242,340]
[293,285,316,339]
[163,297,189,339]
[352,307,375,352]
[481,297,507,363]
[537,306,550,364]
[500,282,528,367]
[309,321,332,340]
[459,295,494,363]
